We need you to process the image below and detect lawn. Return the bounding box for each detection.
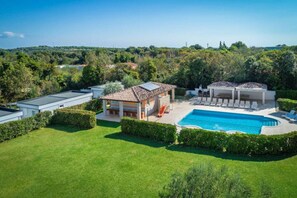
[0,121,296,197]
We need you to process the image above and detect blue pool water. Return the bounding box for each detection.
[178,110,279,134]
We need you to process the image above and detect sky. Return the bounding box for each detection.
[0,0,297,49]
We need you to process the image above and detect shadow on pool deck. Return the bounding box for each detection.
[105,132,295,162]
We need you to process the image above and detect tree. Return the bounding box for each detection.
[103,81,124,95]
[189,44,204,50]
[230,41,248,51]
[81,65,104,87]
[122,75,142,88]
[159,163,272,198]
[138,59,157,82]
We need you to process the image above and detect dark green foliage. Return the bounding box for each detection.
[179,128,297,155]
[277,98,297,111]
[0,111,52,142]
[52,109,96,129]
[276,90,297,100]
[159,163,255,198]
[121,117,176,143]
[65,99,102,113]
[175,87,187,96]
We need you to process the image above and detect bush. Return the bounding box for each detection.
[51,109,96,129]
[121,117,177,143]
[159,163,271,198]
[0,111,52,142]
[175,87,187,96]
[65,99,102,113]
[277,98,297,111]
[179,128,297,155]
[276,90,297,100]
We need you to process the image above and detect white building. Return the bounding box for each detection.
[0,107,23,124]
[89,85,105,98]
[17,91,93,118]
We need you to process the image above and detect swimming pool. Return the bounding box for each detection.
[177,109,279,134]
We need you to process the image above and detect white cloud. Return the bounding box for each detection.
[0,31,25,38]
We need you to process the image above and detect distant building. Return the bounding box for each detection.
[0,107,23,124]
[17,91,92,118]
[89,85,106,98]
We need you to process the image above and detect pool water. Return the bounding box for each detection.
[177,109,279,134]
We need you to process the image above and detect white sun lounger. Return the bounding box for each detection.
[222,99,228,107]
[210,98,217,106]
[204,97,212,105]
[228,100,234,108]
[216,98,223,106]
[282,110,296,119]
[233,99,240,108]
[193,97,202,105]
[244,101,251,109]
[200,97,207,105]
[239,100,245,108]
[251,101,258,110]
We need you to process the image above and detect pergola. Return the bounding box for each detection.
[236,82,267,104]
[207,81,238,101]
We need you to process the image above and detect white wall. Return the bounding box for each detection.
[92,89,104,98]
[0,115,22,124]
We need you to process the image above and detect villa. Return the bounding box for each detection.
[99,82,176,120]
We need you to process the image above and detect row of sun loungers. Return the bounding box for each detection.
[194,97,258,110]
[282,110,297,122]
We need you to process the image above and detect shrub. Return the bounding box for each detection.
[65,99,102,113]
[0,111,52,142]
[121,117,177,143]
[277,98,297,111]
[276,90,297,100]
[175,87,187,96]
[51,109,96,129]
[159,163,265,198]
[179,128,297,155]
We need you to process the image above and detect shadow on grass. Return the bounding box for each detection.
[106,132,295,162]
[49,124,82,133]
[97,120,120,128]
[105,132,165,148]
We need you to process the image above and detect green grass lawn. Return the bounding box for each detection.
[0,121,296,197]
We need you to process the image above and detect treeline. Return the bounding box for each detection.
[0,42,297,104]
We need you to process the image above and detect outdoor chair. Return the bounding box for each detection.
[281,110,296,119]
[204,97,212,105]
[244,101,251,109]
[210,98,217,106]
[239,100,245,108]
[228,100,234,107]
[216,98,223,106]
[251,101,259,110]
[233,99,240,108]
[222,99,228,107]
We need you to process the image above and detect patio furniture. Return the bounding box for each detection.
[228,100,234,107]
[234,99,240,108]
[222,99,228,107]
[210,98,217,106]
[216,98,223,106]
[251,101,259,110]
[200,97,207,105]
[281,110,296,119]
[204,97,212,105]
[239,100,245,108]
[193,97,202,105]
[289,115,297,122]
[245,101,251,109]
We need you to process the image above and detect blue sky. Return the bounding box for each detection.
[0,0,297,49]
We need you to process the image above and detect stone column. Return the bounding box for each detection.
[137,102,141,120]
[103,100,107,115]
[171,89,175,102]
[262,91,265,104]
[119,101,124,117]
[238,90,241,101]
[232,89,235,101]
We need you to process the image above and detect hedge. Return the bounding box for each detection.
[52,109,96,129]
[175,87,187,96]
[0,111,52,142]
[276,90,297,100]
[277,98,297,111]
[179,128,297,155]
[121,117,177,143]
[65,99,102,113]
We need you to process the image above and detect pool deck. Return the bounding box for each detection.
[97,99,297,135]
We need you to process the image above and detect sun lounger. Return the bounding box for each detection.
[281,110,296,119]
[216,98,223,106]
[289,115,297,122]
[200,97,207,105]
[239,101,245,108]
[222,99,228,107]
[228,100,234,107]
[244,101,250,109]
[193,97,202,105]
[204,97,212,105]
[210,98,217,106]
[251,101,258,110]
[233,99,240,108]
